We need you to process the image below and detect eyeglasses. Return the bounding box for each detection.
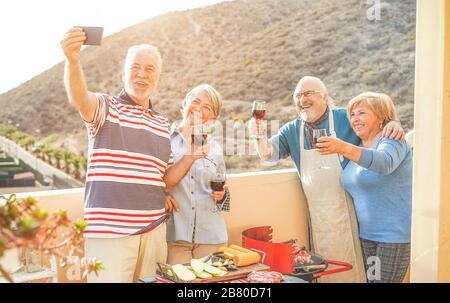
[190,98,213,114]
[293,90,323,101]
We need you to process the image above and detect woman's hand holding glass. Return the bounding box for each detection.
[315,136,346,155]
[210,185,228,202]
[186,124,210,160]
[186,137,210,159]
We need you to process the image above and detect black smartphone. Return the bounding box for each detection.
[75,26,104,46]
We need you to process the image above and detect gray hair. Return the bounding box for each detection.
[124,44,162,73]
[298,76,328,95]
[296,76,335,107]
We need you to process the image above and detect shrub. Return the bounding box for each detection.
[0,125,18,139]
[42,133,59,145]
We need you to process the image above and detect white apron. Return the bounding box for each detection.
[299,109,366,283]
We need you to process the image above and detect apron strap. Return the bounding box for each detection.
[328,107,344,164]
[329,106,336,136]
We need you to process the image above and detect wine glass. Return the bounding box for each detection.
[312,129,330,169]
[190,125,210,167]
[312,129,328,149]
[210,166,226,212]
[251,100,266,139]
[191,125,208,147]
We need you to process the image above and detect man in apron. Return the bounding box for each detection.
[251,76,404,282]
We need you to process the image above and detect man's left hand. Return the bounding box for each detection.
[165,193,180,212]
[382,120,405,141]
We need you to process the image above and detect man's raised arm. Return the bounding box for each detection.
[249,118,274,160]
[60,27,98,122]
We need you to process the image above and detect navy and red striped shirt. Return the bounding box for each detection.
[83,90,173,238]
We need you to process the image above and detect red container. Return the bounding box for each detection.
[242,226,296,274]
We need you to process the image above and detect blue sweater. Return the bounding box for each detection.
[269,108,360,172]
[341,137,412,243]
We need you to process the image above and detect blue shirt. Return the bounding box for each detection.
[269,108,360,172]
[166,126,228,244]
[341,137,412,243]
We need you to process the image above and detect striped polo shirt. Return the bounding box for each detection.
[83,89,173,238]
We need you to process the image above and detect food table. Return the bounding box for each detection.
[154,262,270,283]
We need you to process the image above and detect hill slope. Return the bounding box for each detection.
[0,0,416,172]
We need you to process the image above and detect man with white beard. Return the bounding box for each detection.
[250,76,404,282]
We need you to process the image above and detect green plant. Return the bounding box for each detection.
[42,133,59,145]
[254,67,266,77]
[403,34,415,42]
[62,150,74,174]
[244,57,256,66]
[38,143,51,161]
[79,156,88,173]
[71,157,81,180]
[50,149,63,169]
[0,125,18,139]
[10,132,27,144]
[39,144,54,163]
[19,136,35,150]
[0,195,103,282]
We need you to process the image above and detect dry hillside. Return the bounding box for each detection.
[0,0,416,173]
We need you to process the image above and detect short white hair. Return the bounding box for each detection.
[295,76,334,107]
[124,44,162,72]
[297,76,328,95]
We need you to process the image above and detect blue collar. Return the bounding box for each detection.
[116,89,153,110]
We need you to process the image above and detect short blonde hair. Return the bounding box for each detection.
[347,92,398,126]
[182,84,222,118]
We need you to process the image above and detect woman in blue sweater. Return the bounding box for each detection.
[316,92,412,283]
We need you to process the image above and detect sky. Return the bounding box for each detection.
[0,0,228,94]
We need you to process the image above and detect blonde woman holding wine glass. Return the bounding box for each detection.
[163,84,230,265]
[316,92,412,283]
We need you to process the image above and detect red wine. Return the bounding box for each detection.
[210,180,225,192]
[252,109,266,120]
[191,134,208,146]
[312,137,319,148]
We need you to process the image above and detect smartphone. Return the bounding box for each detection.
[75,26,104,46]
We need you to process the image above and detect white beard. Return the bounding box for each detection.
[300,110,315,122]
[125,81,153,103]
[130,87,150,102]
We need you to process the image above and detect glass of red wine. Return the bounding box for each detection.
[210,167,226,212]
[191,125,208,147]
[251,100,266,139]
[191,124,211,168]
[312,129,327,148]
[312,128,330,169]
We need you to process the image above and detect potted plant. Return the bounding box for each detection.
[0,194,103,282]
